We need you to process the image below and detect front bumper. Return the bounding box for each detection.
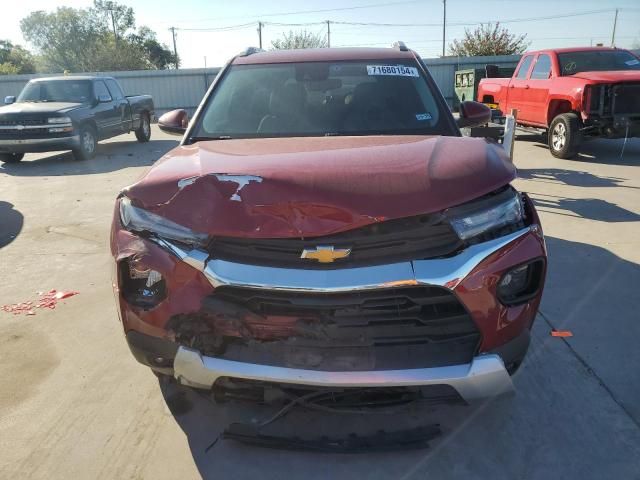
[0,135,80,153]
[114,191,546,402]
[174,347,514,402]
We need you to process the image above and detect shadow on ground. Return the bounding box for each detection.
[0,201,23,248]
[0,138,177,177]
[156,236,640,480]
[541,236,640,423]
[530,193,640,222]
[516,134,640,166]
[518,167,638,189]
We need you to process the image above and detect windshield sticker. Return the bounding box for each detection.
[625,59,640,66]
[416,113,432,121]
[367,65,419,77]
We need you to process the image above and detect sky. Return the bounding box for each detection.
[3,0,640,69]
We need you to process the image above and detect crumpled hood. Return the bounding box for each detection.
[124,135,516,238]
[569,70,640,83]
[0,102,83,115]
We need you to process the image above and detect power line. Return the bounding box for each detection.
[153,0,423,25]
[175,7,628,33]
[331,8,620,27]
[334,35,640,48]
[176,21,257,32]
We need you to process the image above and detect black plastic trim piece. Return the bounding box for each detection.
[126,330,178,374]
[223,422,441,453]
[487,328,531,374]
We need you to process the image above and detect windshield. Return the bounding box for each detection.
[558,50,640,76]
[17,80,93,103]
[192,60,453,139]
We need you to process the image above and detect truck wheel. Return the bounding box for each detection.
[548,113,581,159]
[72,126,97,161]
[135,113,151,143]
[0,153,24,164]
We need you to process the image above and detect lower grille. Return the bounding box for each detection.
[0,118,47,126]
[170,286,480,371]
[0,130,72,139]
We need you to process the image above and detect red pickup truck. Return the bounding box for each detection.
[477,47,640,158]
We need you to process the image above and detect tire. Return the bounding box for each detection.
[135,113,151,143]
[0,153,24,163]
[548,113,581,159]
[72,126,97,161]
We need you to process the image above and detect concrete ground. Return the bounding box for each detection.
[1,127,639,479]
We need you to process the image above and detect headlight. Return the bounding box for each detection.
[448,190,524,241]
[47,117,72,124]
[119,197,208,247]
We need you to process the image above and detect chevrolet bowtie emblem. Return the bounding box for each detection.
[301,245,351,263]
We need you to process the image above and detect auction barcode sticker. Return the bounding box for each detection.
[367,65,419,77]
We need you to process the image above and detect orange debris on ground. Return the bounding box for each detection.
[1,290,79,316]
[551,330,573,337]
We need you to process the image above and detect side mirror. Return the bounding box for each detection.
[4,96,16,105]
[457,101,492,128]
[158,109,189,136]
[98,94,112,103]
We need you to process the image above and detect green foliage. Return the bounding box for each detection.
[0,39,36,75]
[271,30,328,50]
[128,27,179,70]
[0,63,20,75]
[20,1,177,73]
[91,0,135,39]
[449,23,529,57]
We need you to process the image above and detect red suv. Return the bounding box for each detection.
[111,45,546,406]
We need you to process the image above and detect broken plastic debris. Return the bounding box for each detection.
[1,289,79,316]
[55,291,78,300]
[551,330,573,337]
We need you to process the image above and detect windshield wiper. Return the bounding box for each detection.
[189,135,233,143]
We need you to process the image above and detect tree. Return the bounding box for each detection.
[21,7,106,72]
[449,23,529,57]
[20,2,176,72]
[0,40,36,75]
[91,0,134,42]
[271,30,328,50]
[128,27,179,70]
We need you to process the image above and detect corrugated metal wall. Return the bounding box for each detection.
[0,68,222,116]
[3,50,640,113]
[0,54,523,114]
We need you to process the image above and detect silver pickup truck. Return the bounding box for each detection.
[0,76,154,163]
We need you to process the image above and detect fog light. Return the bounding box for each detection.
[499,265,529,292]
[497,260,544,305]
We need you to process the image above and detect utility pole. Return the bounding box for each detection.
[257,22,263,49]
[327,20,331,48]
[169,27,178,69]
[107,7,118,45]
[611,8,618,47]
[442,0,447,57]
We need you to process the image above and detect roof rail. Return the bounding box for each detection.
[238,47,265,57]
[392,41,408,52]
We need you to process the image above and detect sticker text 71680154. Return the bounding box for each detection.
[367,65,419,77]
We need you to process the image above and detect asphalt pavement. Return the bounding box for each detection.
[1,127,639,479]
